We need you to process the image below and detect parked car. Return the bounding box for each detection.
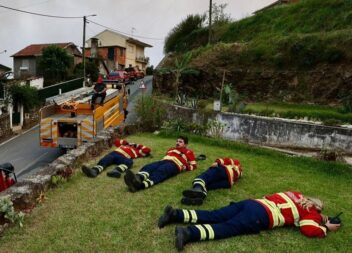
[108,70,130,84]
[125,67,137,81]
[134,67,145,79]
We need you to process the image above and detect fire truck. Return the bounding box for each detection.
[39,82,128,149]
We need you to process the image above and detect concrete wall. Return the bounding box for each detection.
[165,104,352,153]
[216,113,352,152]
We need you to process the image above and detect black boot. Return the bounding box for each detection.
[182,186,206,199]
[124,170,143,192]
[107,168,122,178]
[82,165,99,178]
[175,226,191,251]
[158,205,177,228]
[181,197,204,206]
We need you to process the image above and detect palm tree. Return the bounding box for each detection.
[160,52,198,97]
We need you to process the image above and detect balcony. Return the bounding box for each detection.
[135,56,149,64]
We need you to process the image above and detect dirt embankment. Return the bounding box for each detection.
[154,49,352,104]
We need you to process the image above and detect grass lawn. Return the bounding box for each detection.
[1,132,351,253]
[243,103,352,124]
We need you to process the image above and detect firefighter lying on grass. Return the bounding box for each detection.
[181,157,243,205]
[158,191,341,251]
[123,136,197,192]
[81,138,151,178]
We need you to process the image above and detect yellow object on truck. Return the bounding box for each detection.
[39,83,128,149]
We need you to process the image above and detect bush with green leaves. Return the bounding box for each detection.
[135,95,166,131]
[0,197,25,227]
[341,92,352,113]
[162,119,208,136]
[73,61,100,82]
[7,83,40,110]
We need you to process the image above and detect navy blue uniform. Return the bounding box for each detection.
[193,165,230,194]
[137,160,178,188]
[97,151,133,171]
[175,200,269,241]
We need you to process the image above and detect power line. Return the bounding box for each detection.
[87,19,164,41]
[0,4,83,18]
[0,0,53,15]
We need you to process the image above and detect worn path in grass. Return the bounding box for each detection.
[0,133,351,253]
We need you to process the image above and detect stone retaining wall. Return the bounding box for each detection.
[0,128,117,234]
[164,104,352,153]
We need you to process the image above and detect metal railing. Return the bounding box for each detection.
[38,78,84,101]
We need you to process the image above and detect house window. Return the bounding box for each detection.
[20,59,29,70]
[128,45,134,53]
[120,48,124,56]
[108,48,115,60]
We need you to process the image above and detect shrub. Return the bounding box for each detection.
[135,96,166,131]
[0,197,25,227]
[341,92,352,113]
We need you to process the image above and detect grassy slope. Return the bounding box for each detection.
[0,133,351,253]
[185,0,352,69]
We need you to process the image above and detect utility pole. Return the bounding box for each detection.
[219,70,227,111]
[82,14,96,87]
[208,0,212,44]
[82,16,87,87]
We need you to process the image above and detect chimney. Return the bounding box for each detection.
[91,38,99,58]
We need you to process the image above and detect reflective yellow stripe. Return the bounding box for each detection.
[193,179,206,189]
[299,220,327,235]
[190,161,197,165]
[115,148,131,159]
[230,159,234,166]
[233,165,241,176]
[225,166,234,185]
[195,225,207,240]
[256,199,285,227]
[204,224,215,240]
[218,159,224,165]
[277,193,300,226]
[183,210,190,223]
[190,210,197,223]
[139,149,146,156]
[163,156,183,169]
[170,150,188,161]
[130,148,138,157]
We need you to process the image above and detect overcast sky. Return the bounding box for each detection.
[0,0,274,69]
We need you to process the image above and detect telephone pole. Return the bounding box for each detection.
[208,0,213,44]
[82,14,96,86]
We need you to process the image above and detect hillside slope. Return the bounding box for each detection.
[156,0,352,103]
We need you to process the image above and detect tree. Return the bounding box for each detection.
[159,52,199,97]
[7,83,39,110]
[39,45,73,86]
[164,14,205,53]
[205,3,231,26]
[73,61,99,83]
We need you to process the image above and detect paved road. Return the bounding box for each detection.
[0,76,153,179]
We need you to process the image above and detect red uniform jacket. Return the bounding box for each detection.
[0,171,15,192]
[215,157,242,187]
[114,138,151,159]
[162,147,197,172]
[255,191,327,238]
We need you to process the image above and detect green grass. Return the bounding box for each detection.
[0,132,351,252]
[244,103,352,125]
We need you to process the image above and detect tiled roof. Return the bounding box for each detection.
[11,42,79,57]
[0,64,11,71]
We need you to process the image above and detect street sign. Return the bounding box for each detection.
[139,81,146,89]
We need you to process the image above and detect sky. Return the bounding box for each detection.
[0,0,274,69]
